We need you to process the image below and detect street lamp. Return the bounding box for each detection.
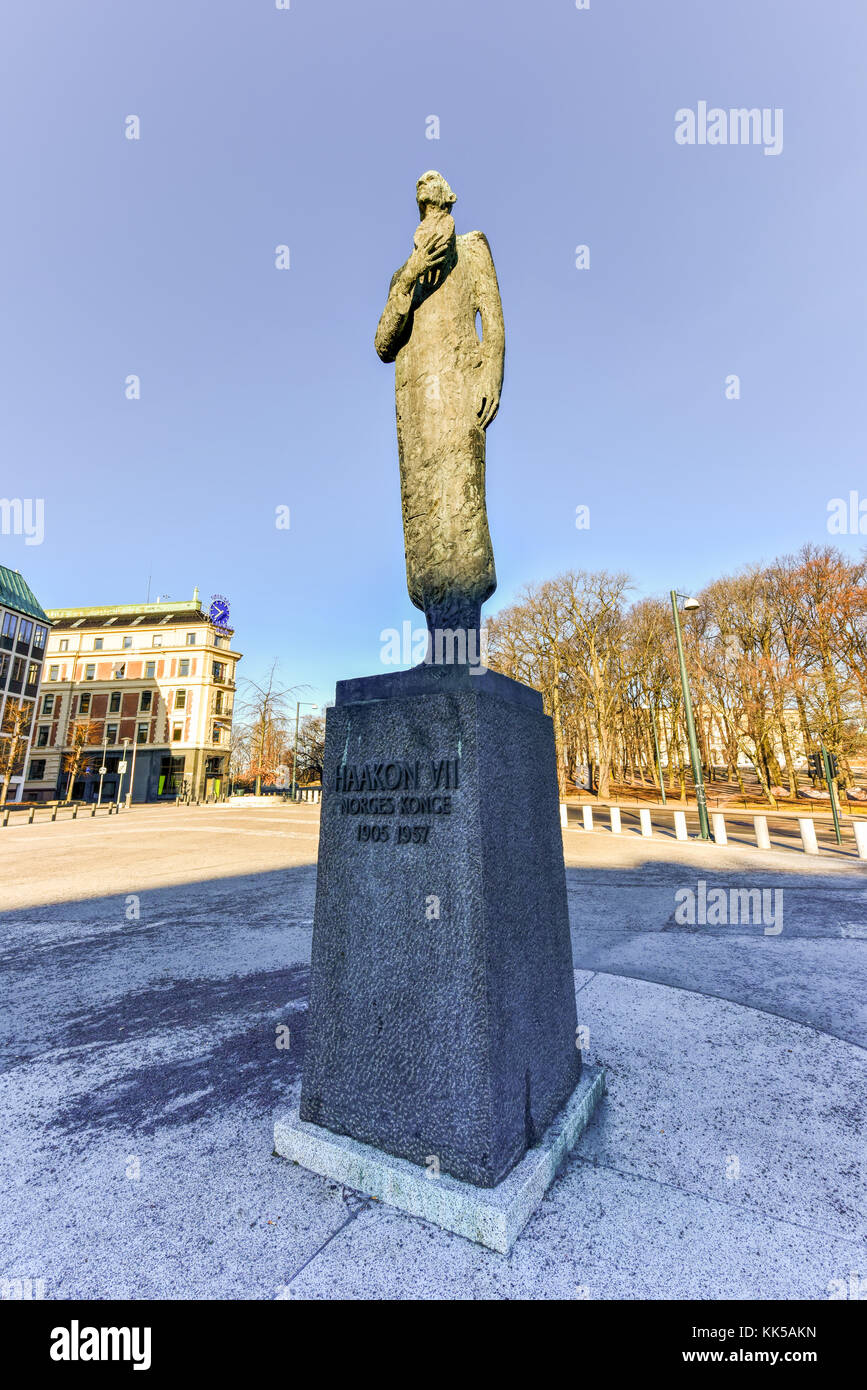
[116,737,130,808]
[290,702,319,801]
[97,730,109,807]
[670,591,710,841]
[126,726,140,808]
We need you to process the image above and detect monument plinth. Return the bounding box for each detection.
[274,172,603,1250]
[298,664,580,1187]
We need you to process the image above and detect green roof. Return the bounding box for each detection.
[0,565,49,623]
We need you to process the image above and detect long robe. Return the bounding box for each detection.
[375,229,505,632]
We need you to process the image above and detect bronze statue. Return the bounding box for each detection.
[375,172,505,636]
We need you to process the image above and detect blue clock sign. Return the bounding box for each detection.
[209,594,230,629]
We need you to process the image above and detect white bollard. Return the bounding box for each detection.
[610,807,621,834]
[853,821,867,860]
[754,815,771,850]
[673,810,688,841]
[560,803,568,828]
[711,812,727,845]
[798,817,820,855]
[639,808,653,838]
[582,804,593,831]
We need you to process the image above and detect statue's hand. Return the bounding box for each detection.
[476,369,501,429]
[402,225,452,288]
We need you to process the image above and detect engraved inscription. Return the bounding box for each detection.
[338,757,459,845]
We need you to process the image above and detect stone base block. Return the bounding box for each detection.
[300,663,581,1187]
[275,1065,605,1254]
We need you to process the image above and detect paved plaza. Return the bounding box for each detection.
[1,802,864,1299]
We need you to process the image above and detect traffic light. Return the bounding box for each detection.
[807,752,822,778]
[827,752,840,779]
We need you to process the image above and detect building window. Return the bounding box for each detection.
[175,689,186,710]
[158,754,185,796]
[172,724,183,742]
[26,662,38,686]
[29,760,46,779]
[186,632,196,645]
[136,723,148,744]
[212,661,225,682]
[20,619,33,644]
[106,723,118,743]
[178,658,190,677]
[140,690,152,711]
[79,693,92,714]
[84,664,95,680]
[11,657,24,682]
[214,691,223,714]
[2,613,17,639]
[109,691,121,713]
[114,663,126,678]
[42,693,54,714]
[212,725,222,743]
[0,655,7,681]
[59,638,69,651]
[36,726,49,748]
[152,634,162,647]
[48,664,59,681]
[93,637,103,650]
[145,661,156,678]
[122,635,132,649]
[34,626,46,648]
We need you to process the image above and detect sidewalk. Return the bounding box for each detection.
[0,805,863,1298]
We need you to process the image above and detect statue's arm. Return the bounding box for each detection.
[374,264,416,364]
[469,232,505,428]
[375,223,454,363]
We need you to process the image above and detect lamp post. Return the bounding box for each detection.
[116,737,130,807]
[97,731,109,807]
[670,591,710,841]
[126,728,140,808]
[290,702,318,801]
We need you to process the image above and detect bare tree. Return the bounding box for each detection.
[0,698,34,805]
[62,720,103,802]
[294,712,327,785]
[485,548,866,809]
[237,662,303,794]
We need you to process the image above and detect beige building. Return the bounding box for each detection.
[25,588,241,803]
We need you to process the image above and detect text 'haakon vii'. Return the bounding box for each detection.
[335,758,459,793]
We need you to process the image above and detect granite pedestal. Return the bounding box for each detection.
[276,662,598,1238]
[276,1064,605,1254]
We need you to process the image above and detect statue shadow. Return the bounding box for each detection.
[1,865,316,1141]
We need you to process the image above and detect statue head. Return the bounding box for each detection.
[416,171,457,215]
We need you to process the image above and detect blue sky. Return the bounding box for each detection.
[2,0,864,708]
